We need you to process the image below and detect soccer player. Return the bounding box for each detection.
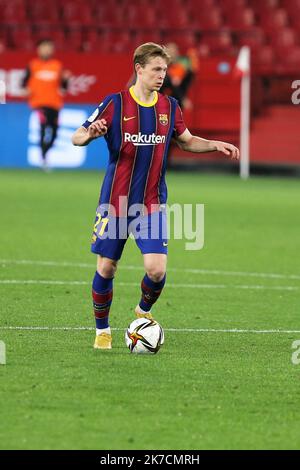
[72,43,239,350]
[21,39,70,170]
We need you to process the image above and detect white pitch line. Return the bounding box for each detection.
[0,259,94,269]
[1,259,300,281]
[0,279,298,291]
[0,279,88,285]
[0,326,300,334]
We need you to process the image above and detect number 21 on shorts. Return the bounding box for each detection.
[93,213,109,237]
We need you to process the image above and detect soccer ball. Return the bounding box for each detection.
[125,318,164,354]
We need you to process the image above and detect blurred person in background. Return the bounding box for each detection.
[160,42,198,110]
[21,39,71,170]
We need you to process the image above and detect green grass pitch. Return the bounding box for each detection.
[0,169,300,450]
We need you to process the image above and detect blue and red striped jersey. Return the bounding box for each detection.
[82,86,187,215]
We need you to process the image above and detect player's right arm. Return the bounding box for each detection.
[72,119,108,146]
[72,96,114,146]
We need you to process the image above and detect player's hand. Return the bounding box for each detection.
[20,87,30,98]
[62,69,72,80]
[87,119,108,139]
[211,141,240,160]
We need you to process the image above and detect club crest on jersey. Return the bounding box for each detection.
[159,114,168,126]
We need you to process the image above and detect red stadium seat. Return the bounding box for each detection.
[201,30,235,56]
[29,3,61,26]
[61,3,94,27]
[273,28,300,74]
[157,0,185,12]
[163,31,197,53]
[197,42,211,58]
[287,9,300,31]
[2,4,27,25]
[0,27,10,51]
[159,10,190,30]
[0,37,8,53]
[284,45,300,71]
[108,31,132,54]
[0,0,25,10]
[9,26,35,51]
[269,27,298,48]
[187,0,217,9]
[82,33,110,54]
[94,4,127,29]
[65,28,84,52]
[127,5,157,29]
[192,8,224,30]
[251,0,281,12]
[221,0,248,14]
[238,28,266,50]
[282,0,300,13]
[82,28,100,48]
[133,31,163,48]
[260,8,289,33]
[224,8,257,31]
[252,45,275,75]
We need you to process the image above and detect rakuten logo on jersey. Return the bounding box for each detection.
[124,132,166,146]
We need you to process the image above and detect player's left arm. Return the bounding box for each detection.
[172,102,239,160]
[60,69,71,94]
[20,66,31,98]
[175,129,240,160]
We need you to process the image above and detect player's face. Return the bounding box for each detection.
[138,56,168,92]
[37,42,55,60]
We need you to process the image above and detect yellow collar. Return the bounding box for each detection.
[129,86,158,107]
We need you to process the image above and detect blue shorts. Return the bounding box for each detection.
[91,210,168,260]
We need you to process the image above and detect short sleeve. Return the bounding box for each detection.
[173,103,187,138]
[82,95,114,129]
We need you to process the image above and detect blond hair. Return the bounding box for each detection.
[133,42,171,68]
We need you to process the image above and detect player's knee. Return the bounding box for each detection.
[97,258,117,279]
[146,268,166,283]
